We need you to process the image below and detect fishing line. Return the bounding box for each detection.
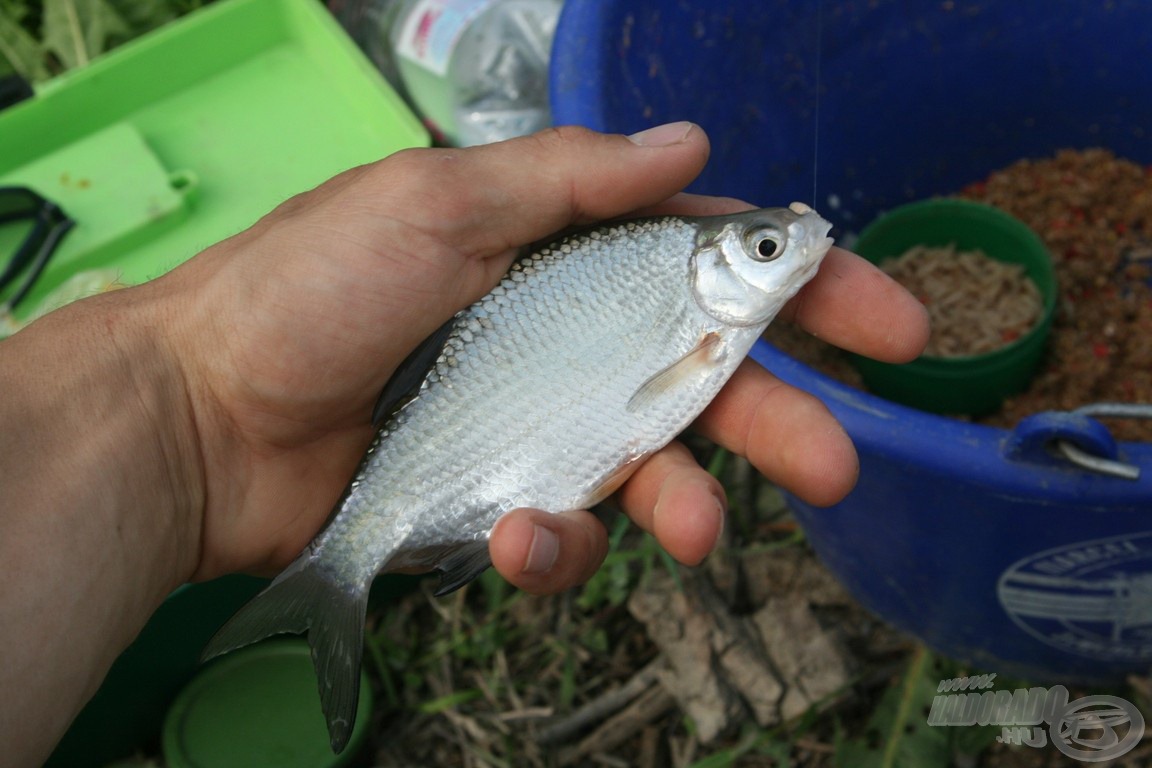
[812,0,824,207]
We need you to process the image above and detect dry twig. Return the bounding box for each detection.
[537,658,667,745]
[560,682,677,765]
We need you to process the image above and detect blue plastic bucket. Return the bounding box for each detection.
[552,0,1152,684]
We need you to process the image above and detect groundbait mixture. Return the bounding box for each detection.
[877,244,1043,358]
[768,148,1152,442]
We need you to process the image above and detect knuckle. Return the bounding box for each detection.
[374,146,440,176]
[526,124,600,152]
[369,147,478,224]
[373,147,452,195]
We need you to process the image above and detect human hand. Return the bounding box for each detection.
[152,123,927,588]
[0,123,928,766]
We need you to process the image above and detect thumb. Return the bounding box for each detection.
[365,122,712,260]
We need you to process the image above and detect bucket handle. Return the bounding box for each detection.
[1003,403,1152,480]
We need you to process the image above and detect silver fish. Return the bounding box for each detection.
[202,203,834,752]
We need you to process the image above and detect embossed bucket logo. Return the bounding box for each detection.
[998,532,1152,660]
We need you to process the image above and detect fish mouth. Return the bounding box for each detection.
[787,211,834,262]
[792,226,835,287]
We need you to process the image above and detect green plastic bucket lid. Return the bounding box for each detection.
[162,640,372,768]
[848,198,1057,416]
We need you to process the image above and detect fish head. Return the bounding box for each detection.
[690,202,834,327]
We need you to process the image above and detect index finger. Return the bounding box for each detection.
[779,247,930,363]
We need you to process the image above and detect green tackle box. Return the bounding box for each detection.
[0,0,429,764]
[0,0,428,316]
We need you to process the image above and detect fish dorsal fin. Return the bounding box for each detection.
[627,332,723,414]
[433,540,493,596]
[372,317,457,426]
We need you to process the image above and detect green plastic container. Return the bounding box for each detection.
[162,640,373,768]
[0,0,429,316]
[10,0,429,764]
[849,199,1057,416]
[47,577,268,768]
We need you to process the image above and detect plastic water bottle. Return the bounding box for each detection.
[348,0,562,146]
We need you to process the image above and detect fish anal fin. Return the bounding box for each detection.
[201,555,369,754]
[627,332,723,414]
[433,540,493,596]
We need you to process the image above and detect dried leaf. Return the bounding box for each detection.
[0,5,48,81]
[103,0,176,33]
[41,0,129,70]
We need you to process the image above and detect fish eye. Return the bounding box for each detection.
[746,228,785,262]
[756,238,780,260]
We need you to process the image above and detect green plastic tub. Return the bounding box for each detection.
[4,0,429,764]
[47,576,268,767]
[849,199,1058,416]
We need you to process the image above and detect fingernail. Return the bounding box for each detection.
[523,523,560,574]
[627,121,694,147]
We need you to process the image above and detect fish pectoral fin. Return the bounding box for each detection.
[627,332,723,414]
[201,554,369,754]
[373,316,457,426]
[433,540,493,596]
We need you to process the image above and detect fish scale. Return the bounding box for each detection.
[202,204,834,752]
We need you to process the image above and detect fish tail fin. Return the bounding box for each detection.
[201,554,368,754]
